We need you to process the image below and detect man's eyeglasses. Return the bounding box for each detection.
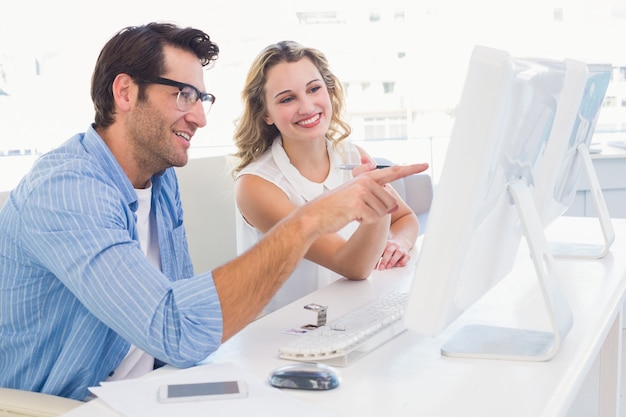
[135,76,216,115]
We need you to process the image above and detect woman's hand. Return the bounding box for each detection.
[376,239,412,270]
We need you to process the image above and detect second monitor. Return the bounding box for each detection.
[404,45,612,361]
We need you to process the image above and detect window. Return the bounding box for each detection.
[383,82,395,95]
[296,11,344,24]
[363,117,407,140]
[1,0,625,190]
[394,8,406,23]
[553,7,564,22]
[369,9,381,23]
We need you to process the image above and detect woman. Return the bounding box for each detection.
[232,41,422,313]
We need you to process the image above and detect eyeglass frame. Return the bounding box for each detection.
[132,76,216,114]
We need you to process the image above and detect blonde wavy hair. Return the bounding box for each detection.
[232,40,351,175]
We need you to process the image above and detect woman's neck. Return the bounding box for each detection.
[282,137,330,183]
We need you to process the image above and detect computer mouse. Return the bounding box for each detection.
[268,363,340,390]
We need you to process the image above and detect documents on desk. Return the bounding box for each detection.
[86,362,332,417]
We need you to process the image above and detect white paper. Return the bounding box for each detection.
[89,362,332,417]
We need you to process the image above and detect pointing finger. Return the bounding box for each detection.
[369,163,429,185]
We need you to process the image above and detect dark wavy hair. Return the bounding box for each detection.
[91,22,219,128]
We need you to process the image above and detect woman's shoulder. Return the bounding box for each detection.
[238,150,278,176]
[332,139,361,164]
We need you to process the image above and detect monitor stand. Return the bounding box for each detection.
[441,179,574,361]
[549,142,615,259]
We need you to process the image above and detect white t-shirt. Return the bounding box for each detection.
[236,137,361,313]
[106,185,161,381]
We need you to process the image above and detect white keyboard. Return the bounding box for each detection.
[278,290,408,365]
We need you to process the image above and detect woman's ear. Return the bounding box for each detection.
[263,114,273,125]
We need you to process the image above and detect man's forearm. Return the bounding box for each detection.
[213,212,319,341]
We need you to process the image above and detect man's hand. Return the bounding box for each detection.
[298,163,429,237]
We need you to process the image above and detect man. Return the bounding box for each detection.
[0,22,427,400]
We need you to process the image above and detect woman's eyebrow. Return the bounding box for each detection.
[273,79,321,99]
[273,89,292,99]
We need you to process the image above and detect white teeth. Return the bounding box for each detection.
[175,132,191,141]
[297,114,320,126]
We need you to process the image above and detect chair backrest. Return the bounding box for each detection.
[0,190,10,209]
[175,155,237,274]
[400,174,434,216]
[389,173,433,235]
[375,158,434,235]
[0,387,82,417]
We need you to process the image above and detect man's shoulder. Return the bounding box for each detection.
[30,137,103,182]
[14,132,132,207]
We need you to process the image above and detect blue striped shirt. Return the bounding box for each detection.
[0,126,223,400]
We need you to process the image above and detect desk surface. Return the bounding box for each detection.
[593,133,626,159]
[63,217,626,417]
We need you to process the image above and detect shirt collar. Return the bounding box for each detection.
[271,136,348,203]
[83,125,164,211]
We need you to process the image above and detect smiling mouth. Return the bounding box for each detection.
[175,131,191,142]
[296,113,321,127]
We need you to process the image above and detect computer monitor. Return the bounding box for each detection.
[533,63,614,258]
[402,45,609,362]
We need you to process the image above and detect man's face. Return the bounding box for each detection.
[126,45,209,175]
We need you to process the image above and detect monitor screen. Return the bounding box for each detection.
[402,45,609,361]
[540,65,612,217]
[534,63,614,258]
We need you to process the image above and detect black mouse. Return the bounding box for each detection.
[268,363,340,390]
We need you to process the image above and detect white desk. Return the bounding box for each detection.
[62,217,626,417]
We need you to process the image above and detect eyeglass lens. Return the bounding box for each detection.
[177,87,214,114]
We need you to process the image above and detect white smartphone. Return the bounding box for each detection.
[157,380,248,403]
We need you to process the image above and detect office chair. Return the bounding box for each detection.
[0,388,82,417]
[0,190,9,210]
[174,155,237,273]
[374,157,433,234]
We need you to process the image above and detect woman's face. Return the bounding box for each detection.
[262,57,332,144]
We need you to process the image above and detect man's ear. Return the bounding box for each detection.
[112,73,135,112]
